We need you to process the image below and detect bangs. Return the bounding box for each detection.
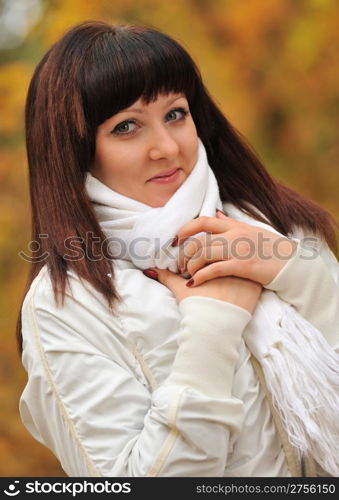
[80,26,200,129]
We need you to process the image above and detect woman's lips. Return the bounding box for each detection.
[148,168,181,184]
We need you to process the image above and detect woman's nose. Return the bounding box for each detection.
[148,128,179,161]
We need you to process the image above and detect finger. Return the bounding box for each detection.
[185,244,230,276]
[143,266,184,288]
[179,235,229,273]
[177,234,207,272]
[187,260,246,287]
[172,215,238,247]
[216,210,229,220]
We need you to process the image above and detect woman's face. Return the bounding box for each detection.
[91,92,199,207]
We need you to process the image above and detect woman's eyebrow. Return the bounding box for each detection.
[119,94,185,114]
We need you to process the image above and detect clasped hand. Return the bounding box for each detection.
[172,210,298,287]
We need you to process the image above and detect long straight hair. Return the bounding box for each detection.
[17,20,338,354]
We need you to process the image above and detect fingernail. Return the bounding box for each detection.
[143,269,158,280]
[179,262,186,273]
[171,235,178,247]
[186,278,194,287]
[216,209,226,216]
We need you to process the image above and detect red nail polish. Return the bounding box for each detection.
[171,236,178,247]
[143,269,158,280]
[186,278,194,287]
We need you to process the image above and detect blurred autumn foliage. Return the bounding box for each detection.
[1,0,338,477]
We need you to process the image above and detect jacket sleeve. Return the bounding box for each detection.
[19,271,251,477]
[265,235,339,350]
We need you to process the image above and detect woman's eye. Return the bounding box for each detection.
[111,107,189,136]
[166,107,189,122]
[111,120,137,135]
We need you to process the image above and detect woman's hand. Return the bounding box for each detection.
[172,210,298,287]
[143,269,263,314]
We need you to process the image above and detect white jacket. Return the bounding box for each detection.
[19,226,339,477]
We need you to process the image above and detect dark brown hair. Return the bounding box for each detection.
[17,20,338,354]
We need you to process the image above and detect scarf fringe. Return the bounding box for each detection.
[260,303,339,476]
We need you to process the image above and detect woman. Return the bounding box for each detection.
[18,20,339,477]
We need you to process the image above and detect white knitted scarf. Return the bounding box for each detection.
[86,138,339,476]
